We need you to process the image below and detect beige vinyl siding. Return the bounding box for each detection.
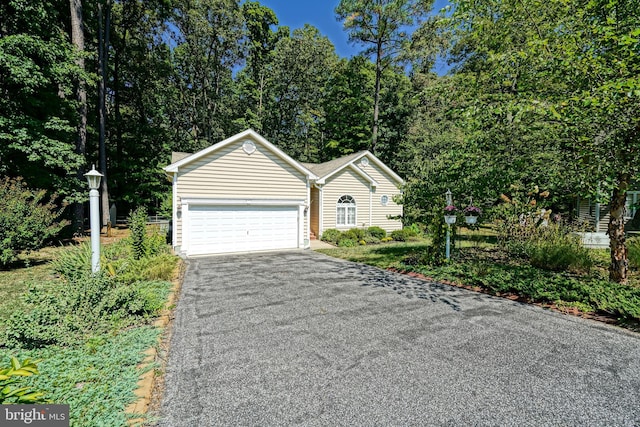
[322,168,371,230]
[175,139,308,247]
[358,161,403,231]
[310,186,320,237]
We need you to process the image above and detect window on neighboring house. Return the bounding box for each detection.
[337,195,356,226]
[626,191,640,219]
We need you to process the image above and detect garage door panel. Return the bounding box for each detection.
[187,205,299,255]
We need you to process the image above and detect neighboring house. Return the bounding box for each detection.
[163,129,404,257]
[575,191,640,248]
[576,191,640,232]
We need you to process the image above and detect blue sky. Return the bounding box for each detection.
[256,0,451,74]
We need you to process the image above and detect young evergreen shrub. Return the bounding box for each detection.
[0,177,67,267]
[128,206,148,260]
[321,228,342,244]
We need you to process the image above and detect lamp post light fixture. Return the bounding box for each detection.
[84,165,103,274]
[444,189,455,260]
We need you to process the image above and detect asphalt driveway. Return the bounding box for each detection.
[159,250,640,426]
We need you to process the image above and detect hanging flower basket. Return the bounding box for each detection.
[443,204,457,225]
[465,215,478,225]
[445,215,457,225]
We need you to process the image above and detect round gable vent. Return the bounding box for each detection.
[360,157,369,167]
[242,140,256,155]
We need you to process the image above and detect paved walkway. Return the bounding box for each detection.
[158,251,640,426]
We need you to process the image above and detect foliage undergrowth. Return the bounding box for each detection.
[0,327,160,426]
[0,222,179,425]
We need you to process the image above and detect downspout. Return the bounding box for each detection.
[172,172,178,250]
[319,185,324,235]
[369,184,373,227]
[306,179,311,248]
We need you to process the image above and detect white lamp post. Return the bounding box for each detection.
[84,165,103,274]
[444,189,454,260]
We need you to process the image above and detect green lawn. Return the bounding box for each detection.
[0,247,62,337]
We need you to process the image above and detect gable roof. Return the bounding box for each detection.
[303,151,404,186]
[164,129,318,180]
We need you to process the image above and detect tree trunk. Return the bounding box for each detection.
[608,173,630,284]
[372,39,382,155]
[70,0,86,234]
[98,0,111,229]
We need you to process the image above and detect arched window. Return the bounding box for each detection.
[337,195,356,226]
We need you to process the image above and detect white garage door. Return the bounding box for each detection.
[187,205,299,255]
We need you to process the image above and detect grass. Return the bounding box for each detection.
[0,247,62,336]
[317,230,640,327]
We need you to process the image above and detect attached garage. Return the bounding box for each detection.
[164,130,317,257]
[183,201,303,256]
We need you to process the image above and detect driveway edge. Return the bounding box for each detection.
[125,258,185,426]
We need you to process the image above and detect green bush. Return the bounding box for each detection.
[321,228,342,244]
[129,206,148,260]
[6,237,177,349]
[391,227,419,242]
[342,228,365,241]
[337,238,357,247]
[527,234,593,273]
[628,237,640,269]
[0,177,67,267]
[367,226,386,239]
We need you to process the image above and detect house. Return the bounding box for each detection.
[575,191,640,247]
[163,129,404,257]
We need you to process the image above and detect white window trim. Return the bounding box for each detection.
[337,195,357,227]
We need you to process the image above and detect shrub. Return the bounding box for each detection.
[337,238,356,247]
[391,227,419,242]
[0,177,67,267]
[527,233,593,273]
[129,206,148,260]
[50,241,92,281]
[321,228,342,244]
[367,226,386,239]
[628,237,640,269]
[381,237,393,243]
[363,235,381,245]
[342,228,365,241]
